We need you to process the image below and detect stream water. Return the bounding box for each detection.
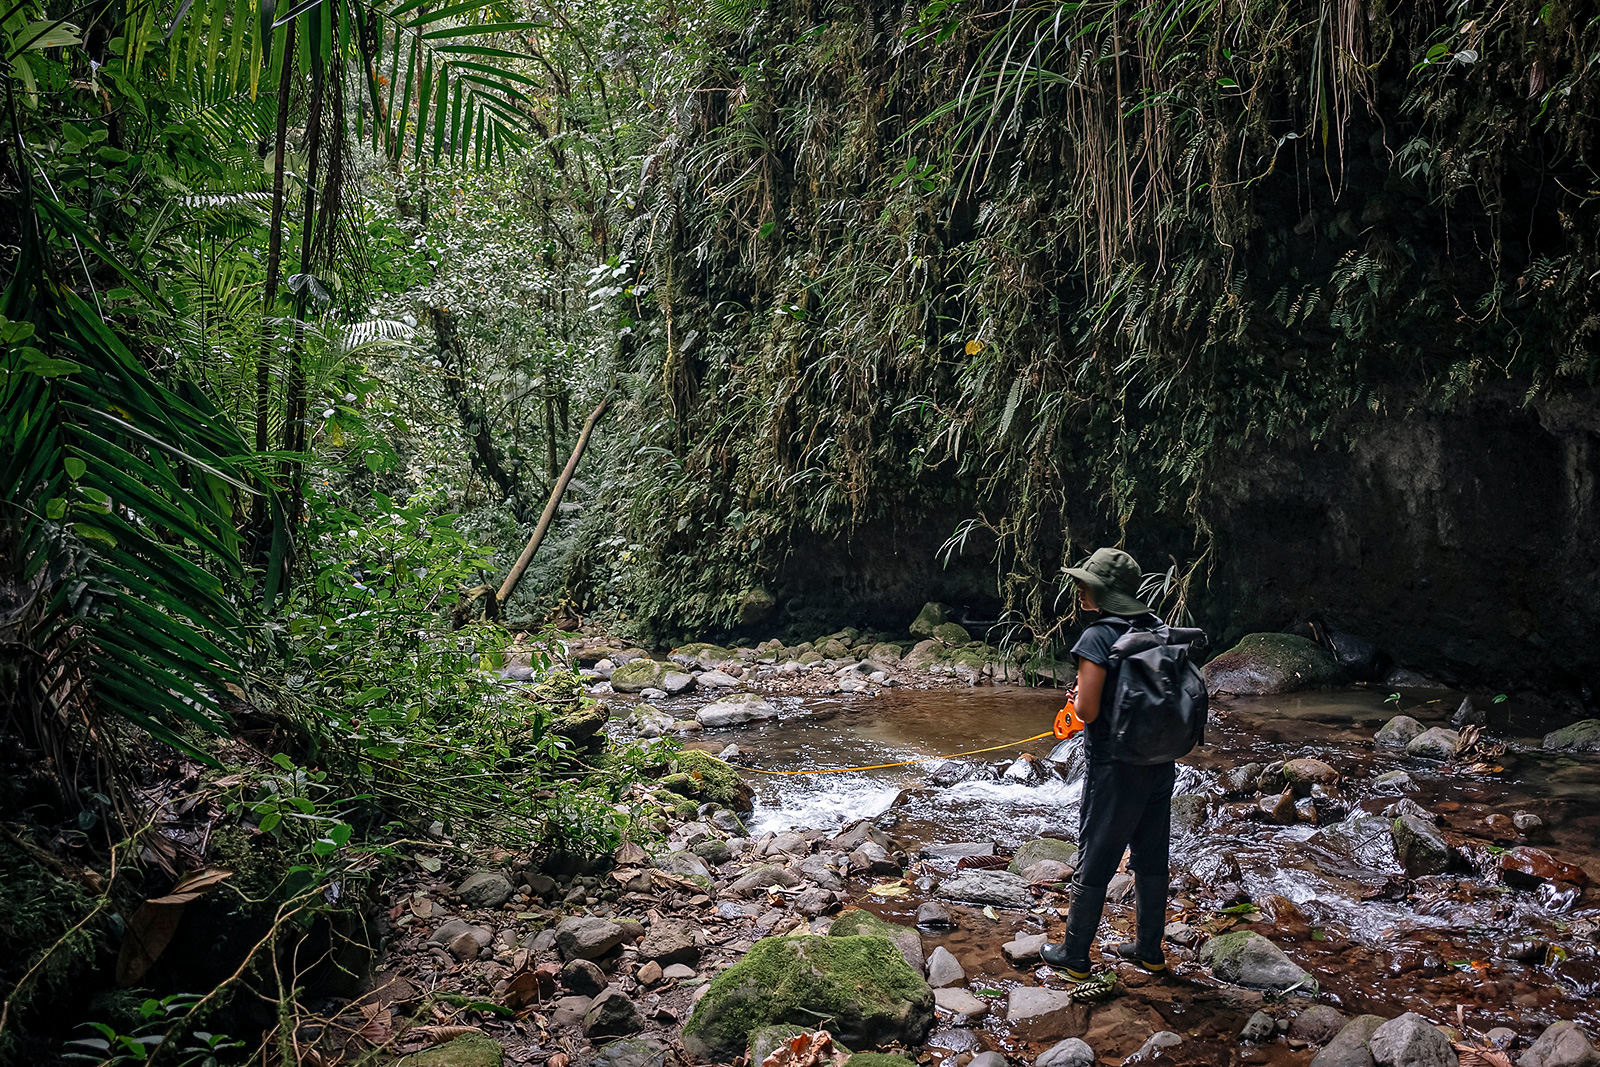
[653,683,1600,1060]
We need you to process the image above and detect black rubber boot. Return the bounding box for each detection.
[1040,881,1107,979]
[1110,872,1168,972]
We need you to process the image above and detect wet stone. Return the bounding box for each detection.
[1406,727,1461,761]
[1006,987,1079,1026]
[1002,933,1047,967]
[922,842,996,859]
[1008,838,1079,874]
[926,1029,981,1054]
[1199,931,1313,993]
[933,988,989,1019]
[968,1053,1007,1067]
[1241,1011,1276,1044]
[1129,1032,1182,1062]
[1373,770,1418,794]
[1290,1006,1349,1045]
[926,946,966,988]
[1391,814,1453,876]
[938,870,1033,910]
[1542,719,1600,754]
[1035,1039,1094,1067]
[915,902,955,927]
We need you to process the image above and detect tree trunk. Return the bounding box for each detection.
[496,397,609,609]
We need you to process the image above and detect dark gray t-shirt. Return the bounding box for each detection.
[1072,612,1164,760]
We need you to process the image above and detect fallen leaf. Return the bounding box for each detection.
[116,901,186,986]
[982,906,998,920]
[867,881,909,898]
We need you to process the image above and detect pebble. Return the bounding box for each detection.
[636,960,663,986]
[916,901,955,927]
[1240,1010,1275,1043]
[661,963,697,980]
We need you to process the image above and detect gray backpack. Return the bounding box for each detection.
[1104,621,1210,765]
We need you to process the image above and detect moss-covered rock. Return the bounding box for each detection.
[675,642,732,663]
[398,1032,504,1067]
[931,622,971,646]
[844,1056,916,1067]
[550,703,610,745]
[1542,719,1600,753]
[827,909,924,975]
[1203,633,1344,695]
[657,750,754,811]
[1198,931,1314,993]
[899,639,944,669]
[909,602,951,639]
[816,638,852,659]
[738,589,778,627]
[866,642,906,664]
[1390,814,1453,875]
[611,658,671,692]
[681,935,935,1061]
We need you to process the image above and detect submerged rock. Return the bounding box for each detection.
[681,935,934,1061]
[1204,633,1344,695]
[1198,931,1313,993]
[1310,814,1398,870]
[1543,719,1600,754]
[1291,1006,1349,1045]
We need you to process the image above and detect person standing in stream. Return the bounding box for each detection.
[1041,547,1174,977]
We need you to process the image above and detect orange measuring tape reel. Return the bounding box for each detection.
[1053,698,1085,740]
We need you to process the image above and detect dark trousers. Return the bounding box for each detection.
[1075,758,1176,887]
[1056,758,1176,966]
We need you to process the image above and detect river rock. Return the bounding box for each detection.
[902,639,945,669]
[926,946,965,987]
[1391,815,1454,876]
[639,920,699,966]
[585,986,645,1037]
[910,602,952,637]
[1500,845,1590,887]
[550,994,592,1028]
[1373,770,1418,794]
[1450,696,1486,728]
[1199,931,1313,993]
[1406,728,1461,761]
[455,871,515,910]
[1310,1016,1386,1067]
[1002,933,1047,967]
[1006,987,1079,1026]
[611,659,671,693]
[697,668,742,688]
[1241,1011,1276,1043]
[1376,715,1426,747]
[560,958,607,995]
[1513,811,1545,833]
[834,821,895,852]
[1170,793,1210,835]
[590,1038,669,1067]
[1205,633,1344,695]
[1292,1006,1349,1045]
[727,864,804,896]
[1543,719,1600,754]
[916,902,955,927]
[680,935,934,1060]
[1131,1032,1182,1061]
[849,840,901,875]
[1284,759,1340,794]
[655,850,714,880]
[397,1032,504,1067]
[1036,1039,1095,1067]
[868,642,905,664]
[932,621,971,645]
[749,1025,836,1064]
[830,909,924,976]
[660,670,695,695]
[697,693,779,727]
[1518,1021,1600,1067]
[1008,838,1079,874]
[797,853,846,891]
[924,842,996,860]
[933,988,989,1018]
[968,1053,1006,1067]
[555,916,625,960]
[429,919,492,948]
[937,870,1033,910]
[1367,1012,1456,1067]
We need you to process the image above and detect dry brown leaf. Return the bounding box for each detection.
[1453,1045,1512,1067]
[412,1025,484,1044]
[147,867,234,905]
[115,900,185,986]
[358,1008,394,1047]
[501,970,551,1011]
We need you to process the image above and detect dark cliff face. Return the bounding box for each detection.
[762,387,1600,694]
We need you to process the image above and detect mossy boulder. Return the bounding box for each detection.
[681,935,934,1061]
[611,658,672,693]
[844,1056,916,1067]
[909,603,952,639]
[738,588,778,627]
[550,703,610,745]
[398,1032,504,1067]
[1390,814,1453,876]
[931,622,971,646]
[1542,719,1600,753]
[827,909,924,975]
[657,750,754,811]
[900,639,944,669]
[1203,633,1344,695]
[946,644,995,671]
[867,642,906,664]
[816,638,853,659]
[675,642,732,664]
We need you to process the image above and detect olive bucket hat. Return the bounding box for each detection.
[1062,547,1153,616]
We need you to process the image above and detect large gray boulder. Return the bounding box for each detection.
[1198,931,1314,993]
[1310,1016,1386,1067]
[1543,719,1600,754]
[1204,633,1344,695]
[1518,1021,1600,1067]
[1367,1013,1457,1067]
[681,935,934,1061]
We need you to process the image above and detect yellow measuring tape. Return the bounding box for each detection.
[739,730,1059,776]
